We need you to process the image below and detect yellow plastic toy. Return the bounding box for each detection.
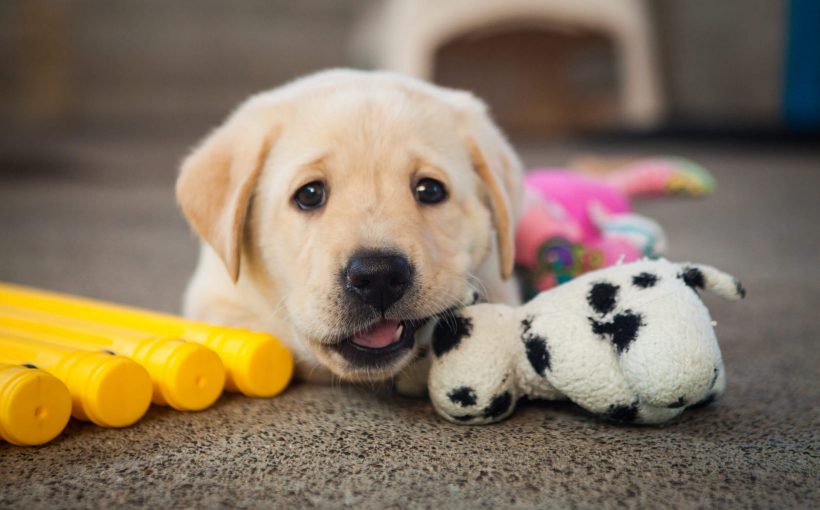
[0,283,293,398]
[0,305,225,412]
[0,328,152,427]
[0,363,72,446]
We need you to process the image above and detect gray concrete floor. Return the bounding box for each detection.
[0,134,818,508]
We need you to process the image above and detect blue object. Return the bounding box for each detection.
[784,0,820,130]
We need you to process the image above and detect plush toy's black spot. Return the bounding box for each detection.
[590,310,644,354]
[632,272,658,288]
[689,394,716,409]
[587,282,620,315]
[451,414,475,422]
[448,386,478,407]
[709,367,719,389]
[471,291,481,304]
[483,392,513,419]
[679,267,705,290]
[520,315,550,375]
[734,279,747,298]
[521,315,534,334]
[432,315,473,357]
[523,335,551,376]
[666,397,687,409]
[606,402,639,423]
[22,363,37,369]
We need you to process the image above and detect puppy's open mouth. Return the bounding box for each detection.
[328,318,429,369]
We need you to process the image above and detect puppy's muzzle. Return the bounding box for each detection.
[344,252,412,313]
[327,251,420,374]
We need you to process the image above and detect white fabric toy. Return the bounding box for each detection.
[428,259,745,425]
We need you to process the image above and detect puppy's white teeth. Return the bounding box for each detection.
[395,324,404,339]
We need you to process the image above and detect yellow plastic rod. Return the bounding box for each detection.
[0,283,292,397]
[0,305,224,411]
[0,329,152,427]
[0,363,72,446]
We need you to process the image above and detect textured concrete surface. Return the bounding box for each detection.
[0,136,818,508]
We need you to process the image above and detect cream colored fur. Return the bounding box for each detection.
[176,69,523,383]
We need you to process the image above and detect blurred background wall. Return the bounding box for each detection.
[0,0,807,140]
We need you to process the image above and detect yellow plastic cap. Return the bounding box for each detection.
[226,332,294,398]
[75,356,153,428]
[0,366,72,446]
[145,341,225,411]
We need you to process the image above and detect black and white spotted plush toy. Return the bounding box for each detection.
[428,259,745,425]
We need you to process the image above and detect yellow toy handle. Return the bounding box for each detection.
[0,305,224,412]
[0,363,72,446]
[0,283,292,398]
[0,331,152,427]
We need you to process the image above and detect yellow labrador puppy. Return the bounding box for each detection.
[176,69,522,387]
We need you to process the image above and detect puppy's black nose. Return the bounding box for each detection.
[345,252,412,312]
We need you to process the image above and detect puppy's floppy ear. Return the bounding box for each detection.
[458,97,523,280]
[176,110,279,282]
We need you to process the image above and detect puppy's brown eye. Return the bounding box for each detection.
[415,178,447,205]
[294,181,326,210]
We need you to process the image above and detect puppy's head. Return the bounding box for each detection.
[176,70,521,381]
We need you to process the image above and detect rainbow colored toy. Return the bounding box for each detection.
[515,157,715,299]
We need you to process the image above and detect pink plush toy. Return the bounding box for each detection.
[515,158,714,299]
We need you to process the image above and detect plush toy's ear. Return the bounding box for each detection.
[457,97,523,280]
[176,108,279,282]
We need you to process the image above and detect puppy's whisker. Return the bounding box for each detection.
[268,289,296,320]
[465,272,490,302]
[329,371,344,393]
[424,288,467,316]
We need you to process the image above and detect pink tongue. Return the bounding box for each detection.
[351,320,401,349]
